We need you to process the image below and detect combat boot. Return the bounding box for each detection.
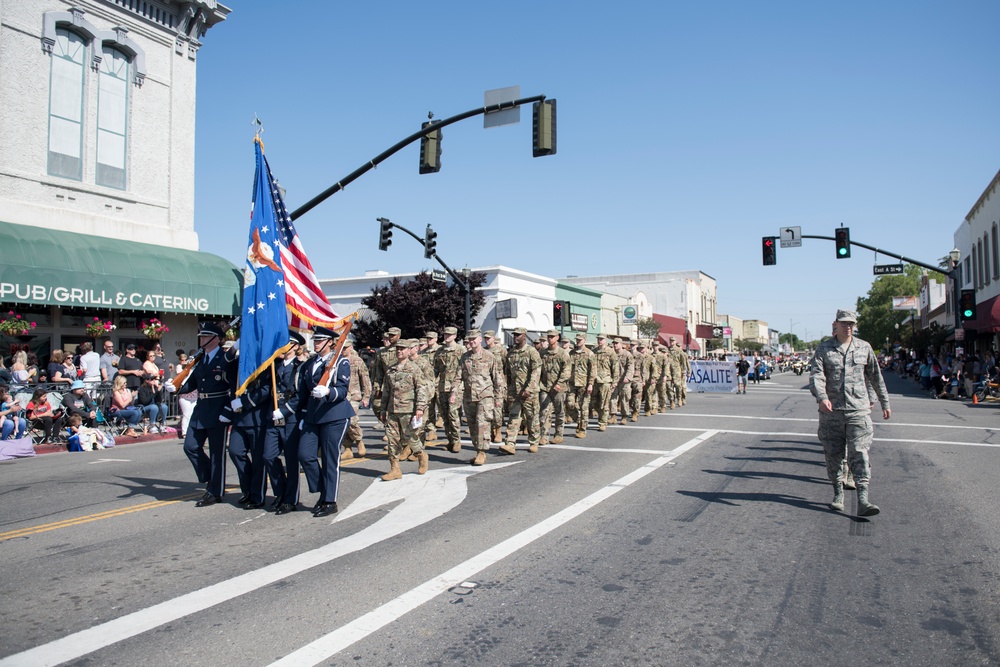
[575,430,587,439]
[341,446,354,461]
[857,485,880,517]
[498,443,517,455]
[539,436,549,445]
[843,469,856,490]
[598,424,606,432]
[551,435,564,444]
[381,457,402,482]
[631,413,638,422]
[471,451,486,466]
[492,426,502,443]
[645,411,653,417]
[425,430,438,442]
[416,450,429,475]
[399,445,412,461]
[448,440,461,453]
[528,443,539,453]
[357,441,366,457]
[830,482,845,511]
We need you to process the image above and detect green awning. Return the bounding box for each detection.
[0,221,241,316]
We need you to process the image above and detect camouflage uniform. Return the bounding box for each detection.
[412,341,437,449]
[643,344,659,415]
[454,330,505,462]
[421,332,440,440]
[483,331,507,442]
[434,327,463,451]
[342,343,371,458]
[568,336,594,436]
[670,341,690,407]
[809,319,890,515]
[656,345,672,412]
[380,342,428,468]
[612,338,634,424]
[504,328,542,451]
[591,335,619,430]
[539,330,571,444]
[369,327,401,421]
[629,342,645,420]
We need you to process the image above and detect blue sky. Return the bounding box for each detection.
[194,1,1000,343]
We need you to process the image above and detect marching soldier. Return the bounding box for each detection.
[341,336,371,460]
[263,331,305,515]
[434,326,463,452]
[453,330,504,465]
[539,329,570,445]
[611,336,634,425]
[483,330,507,443]
[379,340,429,480]
[629,340,645,421]
[421,330,440,442]
[225,357,272,510]
[503,327,542,454]
[568,333,594,438]
[670,336,691,407]
[369,327,401,425]
[591,333,619,432]
[409,339,436,454]
[165,323,236,508]
[297,325,354,518]
[655,344,671,413]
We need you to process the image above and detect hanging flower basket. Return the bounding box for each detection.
[224,327,239,341]
[0,310,36,336]
[85,317,116,338]
[139,318,170,339]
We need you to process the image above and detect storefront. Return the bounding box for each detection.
[0,221,241,363]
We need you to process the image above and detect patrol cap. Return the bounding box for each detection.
[835,309,858,323]
[545,329,559,337]
[668,336,676,342]
[596,333,608,340]
[575,333,587,341]
[312,325,337,341]
[198,322,225,338]
[636,340,646,348]
[288,331,306,346]
[443,326,458,336]
[483,330,496,339]
[394,339,415,349]
[513,327,527,335]
[386,327,401,337]
[465,329,482,341]
[424,330,438,340]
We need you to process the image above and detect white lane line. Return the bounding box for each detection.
[267,429,719,667]
[640,413,1000,432]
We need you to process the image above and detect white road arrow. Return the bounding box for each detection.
[1,464,515,667]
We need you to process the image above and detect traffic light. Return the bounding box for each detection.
[835,227,851,259]
[377,217,393,251]
[960,289,977,321]
[424,225,437,259]
[762,236,777,266]
[419,121,442,174]
[532,99,557,158]
[553,300,569,327]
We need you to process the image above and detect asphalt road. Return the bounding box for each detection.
[2,369,999,666]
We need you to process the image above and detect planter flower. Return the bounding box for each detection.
[139,318,170,339]
[85,317,116,338]
[0,310,36,336]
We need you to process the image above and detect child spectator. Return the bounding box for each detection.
[26,388,63,444]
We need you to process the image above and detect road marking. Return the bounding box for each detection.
[638,412,1000,433]
[267,430,718,666]
[87,458,131,464]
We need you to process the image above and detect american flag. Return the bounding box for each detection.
[259,148,343,332]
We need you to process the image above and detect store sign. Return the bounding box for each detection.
[0,282,214,313]
[571,313,588,332]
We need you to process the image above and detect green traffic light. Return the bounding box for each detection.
[838,248,847,256]
[963,309,974,318]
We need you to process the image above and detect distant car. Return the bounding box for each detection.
[748,360,771,381]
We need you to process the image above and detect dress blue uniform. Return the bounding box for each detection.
[297,328,354,517]
[178,325,237,505]
[263,333,305,514]
[227,371,271,508]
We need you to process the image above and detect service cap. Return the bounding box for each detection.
[198,322,225,338]
[312,325,337,341]
[288,331,306,346]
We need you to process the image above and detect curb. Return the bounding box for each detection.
[32,427,181,455]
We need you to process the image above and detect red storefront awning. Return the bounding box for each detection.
[960,294,1000,333]
[652,313,699,350]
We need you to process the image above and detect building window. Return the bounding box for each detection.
[978,240,984,287]
[965,257,972,286]
[993,224,999,280]
[47,28,86,180]
[96,46,129,189]
[985,234,991,286]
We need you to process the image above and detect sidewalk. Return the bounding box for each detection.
[881,371,1000,408]
[32,423,181,455]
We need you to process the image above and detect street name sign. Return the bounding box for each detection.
[873,264,905,275]
[431,269,447,283]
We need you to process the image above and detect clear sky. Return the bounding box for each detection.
[194,1,1000,344]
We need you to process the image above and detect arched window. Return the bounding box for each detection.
[47,28,86,180]
[985,234,991,286]
[977,240,984,288]
[96,46,129,189]
[992,224,999,280]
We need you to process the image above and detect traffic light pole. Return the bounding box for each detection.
[289,94,548,222]
[379,219,472,332]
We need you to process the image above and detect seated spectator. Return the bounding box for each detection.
[62,380,97,428]
[0,357,11,386]
[0,386,27,440]
[11,350,30,387]
[136,374,168,433]
[66,414,109,451]
[25,353,39,385]
[108,375,141,437]
[26,388,63,444]
[47,350,73,386]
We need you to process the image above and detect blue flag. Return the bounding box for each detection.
[237,138,290,395]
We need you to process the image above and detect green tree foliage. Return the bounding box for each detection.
[637,317,661,340]
[778,332,803,349]
[855,264,945,352]
[353,271,487,349]
[733,338,763,353]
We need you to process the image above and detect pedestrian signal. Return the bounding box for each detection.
[419,122,442,174]
[762,237,777,266]
[960,289,977,321]
[378,217,393,251]
[835,227,851,259]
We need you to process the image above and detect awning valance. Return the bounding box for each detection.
[0,221,241,316]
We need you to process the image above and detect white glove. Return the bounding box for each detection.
[219,413,231,424]
[311,385,330,398]
[272,409,284,422]
[164,381,176,393]
[231,339,240,352]
[230,397,242,412]
[298,420,304,431]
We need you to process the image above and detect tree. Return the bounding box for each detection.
[733,338,763,353]
[637,317,661,340]
[855,264,944,355]
[352,271,487,349]
[778,332,802,349]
